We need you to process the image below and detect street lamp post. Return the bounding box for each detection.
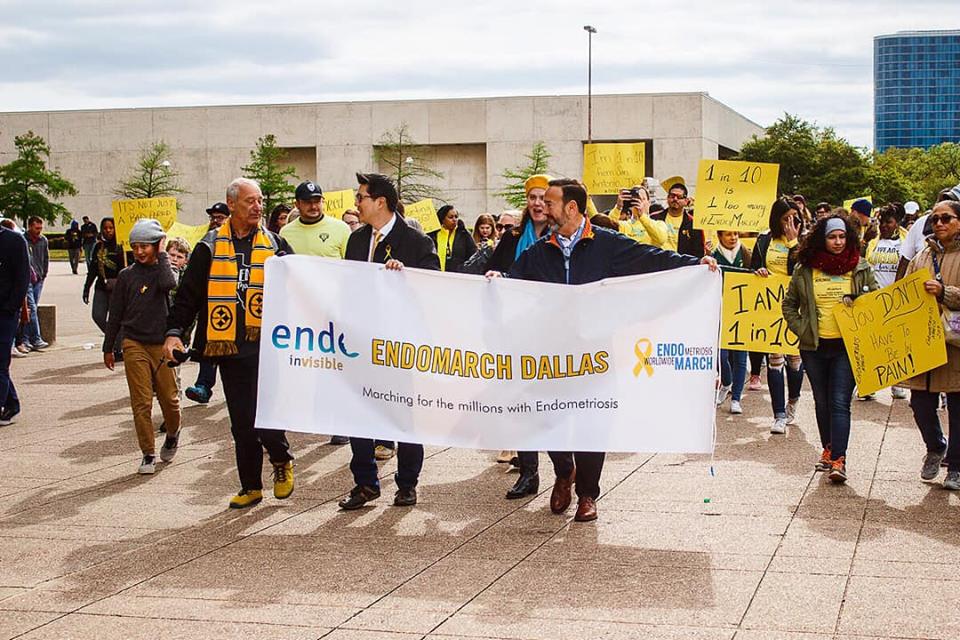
[583,25,597,143]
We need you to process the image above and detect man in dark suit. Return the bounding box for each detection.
[339,172,440,510]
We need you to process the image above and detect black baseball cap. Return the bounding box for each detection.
[295,181,323,201]
[206,202,229,216]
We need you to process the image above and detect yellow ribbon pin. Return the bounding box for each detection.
[633,339,654,378]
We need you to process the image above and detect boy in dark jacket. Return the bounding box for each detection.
[103,219,181,475]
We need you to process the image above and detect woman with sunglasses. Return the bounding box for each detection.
[901,201,960,490]
[783,214,879,483]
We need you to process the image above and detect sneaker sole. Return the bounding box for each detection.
[138,468,156,475]
[229,497,262,509]
[274,487,294,500]
[828,472,847,483]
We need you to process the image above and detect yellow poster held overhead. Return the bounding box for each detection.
[694,160,780,232]
[165,221,210,249]
[582,143,646,195]
[834,269,946,396]
[113,197,178,247]
[843,196,872,211]
[404,199,440,234]
[323,189,354,219]
[721,272,799,355]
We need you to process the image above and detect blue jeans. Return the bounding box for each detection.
[800,339,856,460]
[195,358,218,391]
[349,438,423,490]
[720,349,748,401]
[768,353,804,418]
[910,390,960,472]
[24,280,43,344]
[0,311,19,413]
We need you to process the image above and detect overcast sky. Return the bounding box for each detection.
[0,1,953,148]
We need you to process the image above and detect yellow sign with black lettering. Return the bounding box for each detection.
[694,160,779,232]
[834,269,946,396]
[165,221,210,249]
[112,197,178,247]
[323,189,354,219]
[721,272,799,355]
[405,199,440,234]
[582,143,646,195]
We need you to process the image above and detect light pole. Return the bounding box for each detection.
[583,25,597,143]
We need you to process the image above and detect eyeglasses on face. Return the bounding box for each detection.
[355,193,375,203]
[496,223,514,231]
[930,214,958,225]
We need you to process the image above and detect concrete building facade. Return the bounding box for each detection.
[0,92,762,227]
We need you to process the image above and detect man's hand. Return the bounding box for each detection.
[924,279,945,298]
[384,259,404,271]
[82,291,89,304]
[484,270,504,279]
[163,336,185,362]
[103,352,115,371]
[700,256,719,272]
[634,188,650,217]
[783,215,800,242]
[754,268,770,278]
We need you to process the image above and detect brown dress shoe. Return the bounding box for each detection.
[574,496,597,522]
[550,466,576,514]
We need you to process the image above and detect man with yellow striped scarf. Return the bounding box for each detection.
[164,177,296,509]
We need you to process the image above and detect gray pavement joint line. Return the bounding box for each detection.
[832,398,896,637]
[731,452,819,638]
[413,454,659,638]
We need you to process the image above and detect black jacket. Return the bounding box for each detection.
[104,252,177,351]
[486,222,550,273]
[651,210,706,258]
[345,215,440,270]
[508,216,700,285]
[83,240,125,296]
[167,227,293,359]
[0,227,30,314]
[427,221,476,273]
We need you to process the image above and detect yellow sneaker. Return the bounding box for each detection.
[228,489,262,509]
[273,461,294,499]
[374,445,396,460]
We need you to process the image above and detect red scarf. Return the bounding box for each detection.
[808,246,860,275]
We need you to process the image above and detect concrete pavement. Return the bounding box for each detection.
[2,261,959,640]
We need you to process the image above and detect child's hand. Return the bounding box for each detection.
[103,352,115,371]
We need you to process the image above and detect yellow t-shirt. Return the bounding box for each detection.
[279,215,351,258]
[662,214,684,251]
[618,216,667,247]
[812,269,852,339]
[766,237,797,276]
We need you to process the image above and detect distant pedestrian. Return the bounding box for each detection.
[65,220,83,274]
[80,215,98,268]
[83,217,125,360]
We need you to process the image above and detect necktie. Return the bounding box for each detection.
[369,230,382,262]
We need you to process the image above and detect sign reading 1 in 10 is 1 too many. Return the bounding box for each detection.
[694,160,780,232]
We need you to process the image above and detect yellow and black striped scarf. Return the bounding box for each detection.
[205,222,273,357]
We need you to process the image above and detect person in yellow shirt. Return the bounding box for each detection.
[613,185,667,247]
[280,181,351,259]
[783,215,879,484]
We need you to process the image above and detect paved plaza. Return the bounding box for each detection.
[2,261,959,640]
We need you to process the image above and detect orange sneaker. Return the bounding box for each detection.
[828,456,847,484]
[816,447,832,472]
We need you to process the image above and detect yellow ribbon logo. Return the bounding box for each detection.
[633,339,654,378]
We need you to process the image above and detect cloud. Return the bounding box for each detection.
[0,0,953,147]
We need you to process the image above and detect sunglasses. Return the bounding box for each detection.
[930,214,958,225]
[496,223,514,231]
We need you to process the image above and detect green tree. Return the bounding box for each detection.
[869,143,960,208]
[374,123,445,204]
[0,130,77,226]
[241,134,297,214]
[114,140,186,200]
[496,141,551,208]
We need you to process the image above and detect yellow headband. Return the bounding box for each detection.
[524,174,553,194]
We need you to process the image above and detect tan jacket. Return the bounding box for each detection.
[903,237,960,392]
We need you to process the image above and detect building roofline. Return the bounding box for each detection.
[875,30,960,40]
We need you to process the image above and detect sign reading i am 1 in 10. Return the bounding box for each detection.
[720,272,799,356]
[694,160,779,232]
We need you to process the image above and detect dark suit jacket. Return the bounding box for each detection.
[345,215,441,271]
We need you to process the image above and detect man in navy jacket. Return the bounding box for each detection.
[0,223,30,424]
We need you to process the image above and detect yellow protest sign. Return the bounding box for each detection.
[721,272,799,355]
[834,269,946,396]
[740,236,758,251]
[112,197,178,247]
[843,196,872,211]
[404,199,440,234]
[694,160,780,232]
[323,189,354,219]
[582,143,646,195]
[165,221,210,249]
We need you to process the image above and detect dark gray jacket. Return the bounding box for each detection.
[27,233,49,281]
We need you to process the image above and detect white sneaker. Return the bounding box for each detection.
[716,384,731,406]
[891,386,908,399]
[10,345,26,358]
[15,344,30,355]
[770,417,787,434]
[138,455,156,475]
[30,339,50,351]
[729,400,743,414]
[786,399,799,425]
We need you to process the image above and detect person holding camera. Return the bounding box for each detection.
[613,184,667,248]
[651,182,706,257]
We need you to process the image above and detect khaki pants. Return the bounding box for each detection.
[122,339,181,455]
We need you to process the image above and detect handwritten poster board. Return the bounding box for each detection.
[721,272,799,355]
[834,269,946,396]
[404,199,440,234]
[112,197,178,247]
[323,189,354,219]
[582,143,646,195]
[694,160,779,232]
[165,221,210,249]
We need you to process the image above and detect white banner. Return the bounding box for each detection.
[256,256,720,453]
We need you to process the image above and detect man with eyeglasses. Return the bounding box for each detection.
[651,181,706,258]
[338,172,440,511]
[495,211,519,241]
[815,202,832,220]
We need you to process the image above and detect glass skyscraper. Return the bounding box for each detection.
[874,30,960,151]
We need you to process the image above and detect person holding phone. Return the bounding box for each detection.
[614,185,667,248]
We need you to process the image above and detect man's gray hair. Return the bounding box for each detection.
[226,177,261,202]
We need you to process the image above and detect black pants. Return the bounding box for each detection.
[547,451,605,500]
[219,353,293,491]
[349,438,423,490]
